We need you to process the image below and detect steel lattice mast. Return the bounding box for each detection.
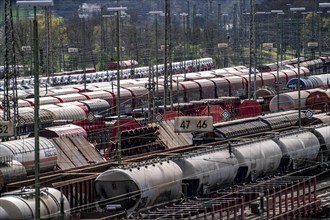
[3,0,18,139]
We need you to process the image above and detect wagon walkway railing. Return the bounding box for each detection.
[135,175,324,220]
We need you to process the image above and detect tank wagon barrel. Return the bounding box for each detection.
[233,139,283,182]
[0,160,27,191]
[275,131,320,170]
[95,160,183,214]
[0,187,70,219]
[312,125,330,162]
[173,148,239,196]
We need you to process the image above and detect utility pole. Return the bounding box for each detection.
[312,0,317,58]
[217,3,221,68]
[218,3,221,40]
[108,6,127,165]
[233,2,238,65]
[149,11,163,114]
[79,8,88,91]
[272,10,284,111]
[180,13,188,79]
[17,2,53,219]
[100,6,105,71]
[192,3,196,67]
[290,7,305,128]
[248,0,256,99]
[45,6,51,92]
[239,0,244,64]
[164,0,171,112]
[187,0,191,47]
[3,0,18,140]
[319,3,330,56]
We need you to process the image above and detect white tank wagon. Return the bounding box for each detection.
[269,90,311,112]
[232,140,283,182]
[312,125,330,162]
[0,160,27,190]
[0,187,70,219]
[95,160,183,213]
[274,131,320,170]
[0,137,57,175]
[173,148,239,196]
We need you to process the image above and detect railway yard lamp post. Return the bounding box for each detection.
[108,6,127,164]
[16,1,53,219]
[290,7,305,128]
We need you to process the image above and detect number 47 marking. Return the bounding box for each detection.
[180,120,190,129]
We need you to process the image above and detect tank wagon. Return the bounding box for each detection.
[0,137,57,175]
[95,160,183,214]
[261,57,326,73]
[287,74,330,89]
[233,139,282,182]
[172,148,239,196]
[311,125,330,162]
[0,187,70,219]
[275,131,320,170]
[95,124,330,213]
[269,88,330,112]
[0,161,27,191]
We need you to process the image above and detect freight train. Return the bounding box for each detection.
[2,57,329,114]
[95,123,330,214]
[3,86,330,144]
[7,57,214,88]
[261,57,329,73]
[2,87,315,139]
[0,66,316,113]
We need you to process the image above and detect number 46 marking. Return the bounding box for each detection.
[196,120,208,129]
